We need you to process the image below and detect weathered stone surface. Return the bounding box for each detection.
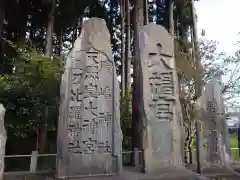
[56,18,122,178]
[0,104,6,180]
[196,79,232,170]
[2,169,210,180]
[137,24,186,173]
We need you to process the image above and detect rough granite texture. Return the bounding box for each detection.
[137,23,187,174]
[56,18,122,178]
[196,79,232,171]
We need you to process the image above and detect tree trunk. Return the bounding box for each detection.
[0,0,5,63]
[184,131,190,163]
[55,34,62,56]
[38,107,48,153]
[41,0,54,148]
[78,16,83,39]
[42,0,55,154]
[72,16,83,47]
[191,0,202,98]
[72,22,78,47]
[190,2,202,173]
[132,0,144,166]
[16,0,30,46]
[0,0,5,37]
[184,129,194,164]
[109,0,114,46]
[120,0,125,98]
[143,0,148,25]
[168,0,174,36]
[45,0,55,57]
[188,135,193,164]
[169,0,186,162]
[124,0,130,96]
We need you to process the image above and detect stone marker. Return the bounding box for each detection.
[0,104,6,180]
[56,18,122,178]
[196,78,232,171]
[138,24,187,174]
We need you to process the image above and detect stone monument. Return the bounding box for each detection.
[0,104,6,180]
[137,23,189,174]
[56,18,122,178]
[196,78,232,171]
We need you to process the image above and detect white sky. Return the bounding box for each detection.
[195,1,240,107]
[195,0,240,55]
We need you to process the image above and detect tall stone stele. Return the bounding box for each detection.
[56,18,122,178]
[0,104,6,180]
[196,79,232,171]
[138,24,186,174]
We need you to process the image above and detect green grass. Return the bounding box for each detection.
[229,135,240,161]
[229,135,238,148]
[192,135,238,148]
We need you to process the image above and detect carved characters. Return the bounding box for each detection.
[148,44,175,122]
[57,18,123,177]
[67,49,113,155]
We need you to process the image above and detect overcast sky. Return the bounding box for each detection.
[195,0,240,55]
[195,0,240,106]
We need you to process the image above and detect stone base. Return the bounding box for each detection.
[232,163,240,173]
[142,167,207,180]
[3,171,55,180]
[187,164,240,179]
[189,164,239,175]
[62,167,207,180]
[4,167,240,180]
[3,168,204,180]
[202,166,240,178]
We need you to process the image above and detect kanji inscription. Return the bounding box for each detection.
[67,49,114,156]
[57,18,122,177]
[148,44,175,122]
